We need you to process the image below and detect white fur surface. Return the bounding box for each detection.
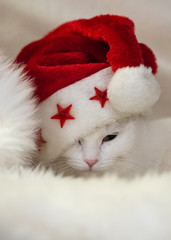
[0,56,38,167]
[108,65,161,113]
[0,167,171,240]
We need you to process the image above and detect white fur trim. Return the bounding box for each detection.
[0,55,39,167]
[108,65,161,113]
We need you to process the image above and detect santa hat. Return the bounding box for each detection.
[16,15,160,161]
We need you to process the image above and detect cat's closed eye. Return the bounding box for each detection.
[102,134,118,143]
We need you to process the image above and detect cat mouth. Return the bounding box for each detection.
[52,165,105,177]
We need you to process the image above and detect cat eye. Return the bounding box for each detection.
[102,134,118,143]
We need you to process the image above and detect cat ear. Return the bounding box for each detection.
[107,65,161,114]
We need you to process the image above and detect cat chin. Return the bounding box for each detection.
[64,162,137,178]
[52,163,107,177]
[66,170,106,178]
[66,163,106,174]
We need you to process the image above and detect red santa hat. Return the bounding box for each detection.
[16,15,160,161]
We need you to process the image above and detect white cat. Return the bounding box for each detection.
[42,115,171,177]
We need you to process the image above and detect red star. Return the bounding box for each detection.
[37,129,46,151]
[51,104,75,128]
[90,87,109,108]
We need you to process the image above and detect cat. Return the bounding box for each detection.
[41,115,171,178]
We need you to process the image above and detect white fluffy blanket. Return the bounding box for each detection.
[0,56,171,240]
[1,168,171,240]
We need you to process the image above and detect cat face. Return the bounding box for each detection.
[46,118,146,177]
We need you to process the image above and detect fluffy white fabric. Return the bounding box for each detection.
[0,56,38,167]
[0,167,171,240]
[108,65,161,114]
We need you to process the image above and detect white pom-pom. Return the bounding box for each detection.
[107,65,161,114]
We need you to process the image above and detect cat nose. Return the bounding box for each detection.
[84,159,98,168]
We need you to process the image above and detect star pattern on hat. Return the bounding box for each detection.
[37,129,47,151]
[51,104,75,128]
[90,87,109,108]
